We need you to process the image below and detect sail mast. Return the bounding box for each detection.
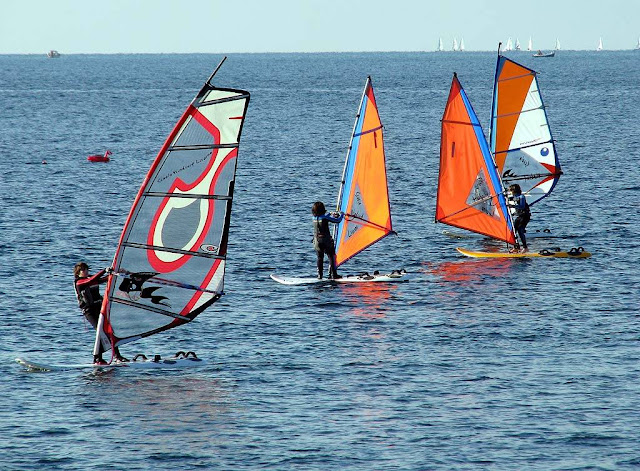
[336,77,369,213]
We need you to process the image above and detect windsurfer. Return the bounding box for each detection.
[507,184,531,251]
[73,262,128,364]
[311,201,344,279]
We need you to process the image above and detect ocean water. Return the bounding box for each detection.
[0,51,639,470]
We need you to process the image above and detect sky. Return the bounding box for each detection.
[1,0,638,54]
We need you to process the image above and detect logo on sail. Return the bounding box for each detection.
[345,185,369,240]
[467,171,499,219]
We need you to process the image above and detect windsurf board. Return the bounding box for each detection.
[15,355,206,372]
[456,247,591,259]
[270,270,408,286]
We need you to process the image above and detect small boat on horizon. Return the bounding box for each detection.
[47,50,61,58]
[533,50,555,58]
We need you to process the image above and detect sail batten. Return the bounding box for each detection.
[121,241,226,260]
[97,63,249,349]
[168,143,239,151]
[334,77,394,267]
[143,192,232,200]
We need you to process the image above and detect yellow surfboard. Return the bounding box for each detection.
[457,247,591,259]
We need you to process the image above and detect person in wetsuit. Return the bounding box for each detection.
[508,184,531,252]
[73,262,128,364]
[311,201,344,279]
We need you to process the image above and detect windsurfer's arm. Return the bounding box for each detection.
[323,212,344,224]
[75,268,108,288]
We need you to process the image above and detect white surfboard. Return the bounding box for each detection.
[15,355,207,372]
[270,270,408,286]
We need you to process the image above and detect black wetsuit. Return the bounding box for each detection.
[511,194,531,249]
[74,270,112,356]
[313,212,344,279]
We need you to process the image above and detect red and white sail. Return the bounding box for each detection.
[96,59,249,352]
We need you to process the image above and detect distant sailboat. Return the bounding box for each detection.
[47,50,61,58]
[453,37,459,52]
[527,37,533,51]
[555,38,561,50]
[460,37,465,51]
[596,37,603,51]
[437,38,444,52]
[505,37,513,51]
[636,37,640,50]
[515,38,521,51]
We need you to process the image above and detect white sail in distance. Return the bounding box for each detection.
[527,37,532,51]
[555,38,561,50]
[437,38,444,51]
[453,37,458,51]
[597,37,603,51]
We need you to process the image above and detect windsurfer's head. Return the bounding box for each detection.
[311,201,326,216]
[74,262,89,278]
[509,184,522,196]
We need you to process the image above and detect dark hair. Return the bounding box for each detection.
[311,201,326,216]
[509,184,522,196]
[74,262,89,278]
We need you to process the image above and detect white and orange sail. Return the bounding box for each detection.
[334,76,395,267]
[436,73,516,244]
[490,54,561,206]
[95,58,249,355]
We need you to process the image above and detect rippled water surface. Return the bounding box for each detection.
[1,52,639,470]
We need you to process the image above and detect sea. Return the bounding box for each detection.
[0,51,638,470]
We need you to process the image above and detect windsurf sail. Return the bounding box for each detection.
[334,76,394,267]
[489,52,561,206]
[95,57,249,354]
[436,73,516,244]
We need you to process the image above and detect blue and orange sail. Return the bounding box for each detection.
[490,54,561,206]
[436,73,516,244]
[334,77,394,267]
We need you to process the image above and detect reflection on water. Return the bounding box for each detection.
[339,282,398,319]
[425,259,514,283]
[81,372,235,438]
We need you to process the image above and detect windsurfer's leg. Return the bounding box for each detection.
[327,245,340,279]
[316,248,324,279]
[514,216,528,250]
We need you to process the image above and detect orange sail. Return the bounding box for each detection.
[334,77,394,267]
[436,74,515,244]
